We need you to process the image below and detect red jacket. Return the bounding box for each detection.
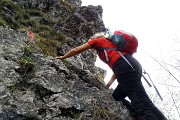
[87,37,127,68]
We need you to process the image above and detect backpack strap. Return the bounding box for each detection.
[117,51,135,70]
[118,51,152,87]
[104,49,109,61]
[96,48,118,62]
[118,51,163,100]
[98,48,152,87]
[97,47,162,100]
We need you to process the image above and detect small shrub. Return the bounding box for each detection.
[18,55,35,68]
[23,46,33,56]
[17,46,35,74]
[18,58,34,74]
[92,106,111,120]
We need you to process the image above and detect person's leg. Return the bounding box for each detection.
[134,87,167,120]
[112,55,167,119]
[124,79,167,120]
[112,84,135,114]
[151,108,167,120]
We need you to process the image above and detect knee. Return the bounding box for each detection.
[112,92,121,101]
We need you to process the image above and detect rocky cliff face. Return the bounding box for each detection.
[0,0,134,120]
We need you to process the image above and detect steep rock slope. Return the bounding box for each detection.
[0,0,134,120]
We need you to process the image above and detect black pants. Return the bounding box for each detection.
[112,54,167,120]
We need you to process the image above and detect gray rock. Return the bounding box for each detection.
[0,0,134,120]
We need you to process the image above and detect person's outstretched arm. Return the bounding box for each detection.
[56,43,91,60]
[106,73,116,88]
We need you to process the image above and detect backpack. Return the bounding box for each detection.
[108,30,138,55]
[96,30,138,62]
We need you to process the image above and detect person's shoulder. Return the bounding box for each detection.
[88,32,108,45]
[88,37,106,42]
[87,37,108,48]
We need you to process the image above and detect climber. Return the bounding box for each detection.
[56,31,167,120]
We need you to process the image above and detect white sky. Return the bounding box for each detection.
[82,0,180,119]
[82,0,180,82]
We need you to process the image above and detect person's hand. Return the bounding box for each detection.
[56,56,64,59]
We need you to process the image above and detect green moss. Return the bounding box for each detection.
[26,9,44,16]
[32,25,52,35]
[61,0,75,11]
[14,11,32,27]
[0,0,20,11]
[8,83,22,93]
[0,0,69,57]
[92,105,112,120]
[0,12,19,29]
[0,17,6,26]
[34,34,62,57]
[38,39,62,57]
